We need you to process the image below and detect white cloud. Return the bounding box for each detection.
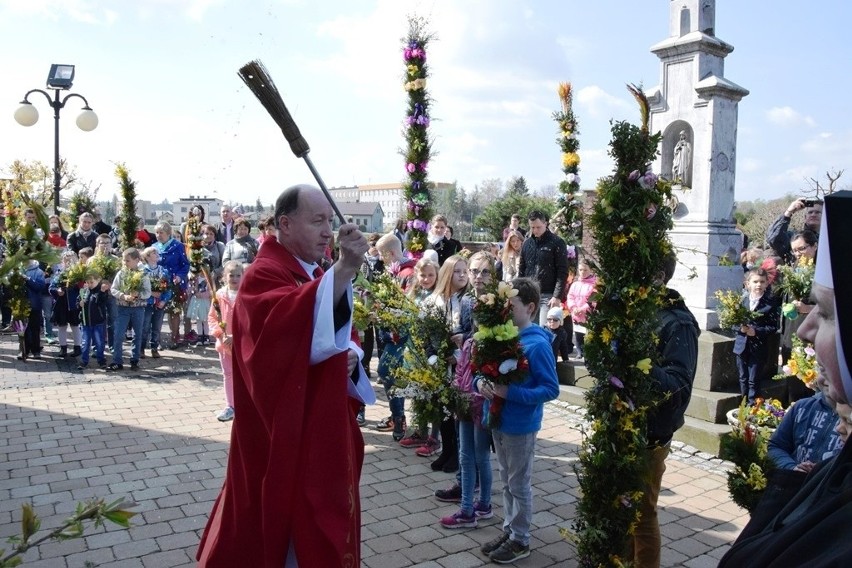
[575,85,631,118]
[740,157,762,173]
[766,106,816,127]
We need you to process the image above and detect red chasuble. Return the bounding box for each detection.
[197,239,364,567]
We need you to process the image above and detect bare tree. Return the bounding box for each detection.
[804,168,844,199]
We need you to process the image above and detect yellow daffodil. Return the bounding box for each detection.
[634,358,652,375]
[562,152,580,168]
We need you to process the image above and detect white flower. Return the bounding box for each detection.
[566,173,581,185]
[428,355,439,366]
[499,359,518,374]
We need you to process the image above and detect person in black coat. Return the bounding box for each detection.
[66,212,98,254]
[733,267,782,405]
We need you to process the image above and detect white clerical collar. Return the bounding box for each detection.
[295,256,320,280]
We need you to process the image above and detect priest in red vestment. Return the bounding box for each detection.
[197,185,375,567]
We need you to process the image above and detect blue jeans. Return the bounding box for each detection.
[81,323,106,365]
[113,305,144,365]
[459,419,492,514]
[143,305,165,350]
[105,295,117,353]
[493,430,537,546]
[378,341,406,418]
[41,294,54,337]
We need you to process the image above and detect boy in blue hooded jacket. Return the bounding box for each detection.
[475,277,559,563]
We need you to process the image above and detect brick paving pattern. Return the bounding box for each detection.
[0,333,748,566]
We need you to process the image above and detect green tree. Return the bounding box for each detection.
[506,175,529,196]
[474,193,557,241]
[115,164,138,250]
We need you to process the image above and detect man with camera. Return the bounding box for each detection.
[766,198,822,265]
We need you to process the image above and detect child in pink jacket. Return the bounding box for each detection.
[208,261,243,421]
[565,259,596,358]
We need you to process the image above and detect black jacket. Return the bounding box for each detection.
[646,289,700,446]
[733,292,781,357]
[66,230,98,254]
[429,236,462,266]
[719,441,852,567]
[80,286,108,327]
[766,213,819,266]
[518,229,569,300]
[550,325,572,362]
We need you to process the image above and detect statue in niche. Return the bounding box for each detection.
[672,130,692,185]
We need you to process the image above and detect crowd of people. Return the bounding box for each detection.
[5,187,851,567]
[0,203,270,422]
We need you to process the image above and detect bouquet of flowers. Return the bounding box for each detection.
[774,336,818,387]
[714,289,758,329]
[719,401,776,512]
[149,275,169,295]
[392,331,460,430]
[367,273,418,335]
[470,281,529,429]
[61,262,90,287]
[118,269,145,296]
[734,397,786,430]
[88,255,120,283]
[777,257,815,319]
[390,300,464,426]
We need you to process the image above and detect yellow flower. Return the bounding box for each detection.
[600,327,613,344]
[803,369,817,382]
[634,358,652,375]
[613,234,629,248]
[788,359,799,376]
[562,152,580,168]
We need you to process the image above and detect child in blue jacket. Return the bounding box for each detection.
[21,260,47,359]
[475,277,559,563]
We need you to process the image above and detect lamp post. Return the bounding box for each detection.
[13,64,98,215]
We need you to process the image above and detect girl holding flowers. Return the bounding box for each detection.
[438,251,496,528]
[418,254,471,472]
[209,260,243,422]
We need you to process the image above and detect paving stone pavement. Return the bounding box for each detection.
[0,332,749,567]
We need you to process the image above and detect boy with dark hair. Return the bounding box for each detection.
[78,272,110,370]
[734,267,781,405]
[476,277,559,563]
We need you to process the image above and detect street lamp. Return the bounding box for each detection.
[13,64,98,214]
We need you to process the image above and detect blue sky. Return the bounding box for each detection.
[1,0,850,207]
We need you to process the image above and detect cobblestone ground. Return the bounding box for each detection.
[0,332,748,567]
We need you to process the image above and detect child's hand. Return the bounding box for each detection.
[222,335,233,347]
[740,325,756,337]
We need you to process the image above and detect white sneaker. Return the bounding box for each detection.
[216,406,235,422]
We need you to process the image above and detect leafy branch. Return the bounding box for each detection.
[0,499,136,567]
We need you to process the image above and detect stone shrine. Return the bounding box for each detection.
[648,0,747,330]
